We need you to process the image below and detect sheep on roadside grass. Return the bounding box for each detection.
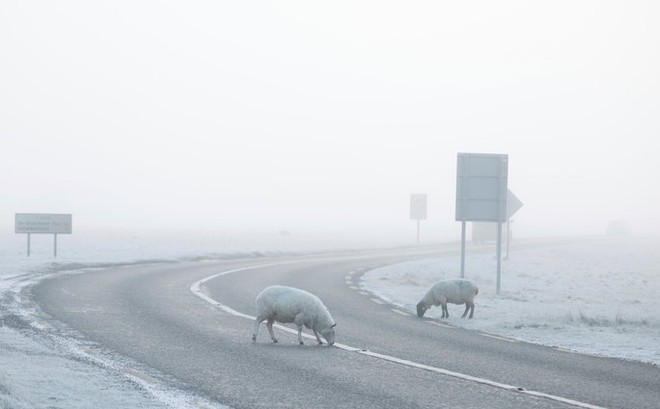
[416,279,479,319]
[252,285,336,345]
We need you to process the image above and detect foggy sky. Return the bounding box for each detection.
[2,1,659,239]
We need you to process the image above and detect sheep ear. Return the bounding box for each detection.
[331,323,337,328]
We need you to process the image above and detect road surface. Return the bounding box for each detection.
[31,245,660,409]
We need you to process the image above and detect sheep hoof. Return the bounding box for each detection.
[252,336,256,342]
[272,339,278,343]
[299,341,304,345]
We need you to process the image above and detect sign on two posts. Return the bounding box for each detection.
[455,153,509,294]
[15,213,72,257]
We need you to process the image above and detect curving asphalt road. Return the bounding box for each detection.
[31,245,660,409]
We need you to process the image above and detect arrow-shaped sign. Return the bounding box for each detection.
[507,190,523,219]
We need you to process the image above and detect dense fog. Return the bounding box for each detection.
[2,1,658,241]
[2,4,659,408]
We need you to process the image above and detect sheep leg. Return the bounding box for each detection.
[266,318,278,343]
[312,329,323,345]
[294,313,307,345]
[468,301,475,319]
[461,303,470,318]
[252,316,266,341]
[296,325,304,345]
[441,303,448,318]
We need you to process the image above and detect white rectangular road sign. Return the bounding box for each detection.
[15,213,73,234]
[410,194,428,220]
[455,153,509,293]
[455,153,509,222]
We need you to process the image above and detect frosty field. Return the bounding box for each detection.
[361,237,660,365]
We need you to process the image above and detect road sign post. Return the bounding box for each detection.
[455,153,509,294]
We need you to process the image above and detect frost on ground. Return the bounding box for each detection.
[0,281,230,409]
[0,326,176,409]
[361,237,660,365]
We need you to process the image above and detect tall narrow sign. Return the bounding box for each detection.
[455,153,508,294]
[410,193,427,244]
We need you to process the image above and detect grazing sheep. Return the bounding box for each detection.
[252,285,336,345]
[416,279,479,319]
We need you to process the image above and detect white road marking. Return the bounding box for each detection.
[390,309,411,317]
[426,321,453,329]
[123,368,159,384]
[358,291,370,296]
[190,263,610,409]
[480,333,519,343]
[370,298,385,305]
[553,347,602,358]
[555,347,578,354]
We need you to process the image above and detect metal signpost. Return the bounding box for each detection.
[455,153,508,294]
[15,213,73,257]
[410,193,428,244]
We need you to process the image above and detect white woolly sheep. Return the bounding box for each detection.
[252,285,336,345]
[416,279,479,319]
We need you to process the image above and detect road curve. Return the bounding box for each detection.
[31,245,660,409]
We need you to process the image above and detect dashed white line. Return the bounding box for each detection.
[190,263,610,409]
[553,347,601,358]
[480,333,518,343]
[123,368,159,384]
[426,321,453,329]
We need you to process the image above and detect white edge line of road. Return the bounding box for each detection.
[189,261,610,409]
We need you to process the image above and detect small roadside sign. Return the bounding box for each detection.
[15,213,72,257]
[410,194,427,244]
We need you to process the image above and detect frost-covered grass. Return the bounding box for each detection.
[0,326,182,409]
[361,237,660,365]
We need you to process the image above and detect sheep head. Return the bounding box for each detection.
[416,301,428,317]
[320,323,336,345]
